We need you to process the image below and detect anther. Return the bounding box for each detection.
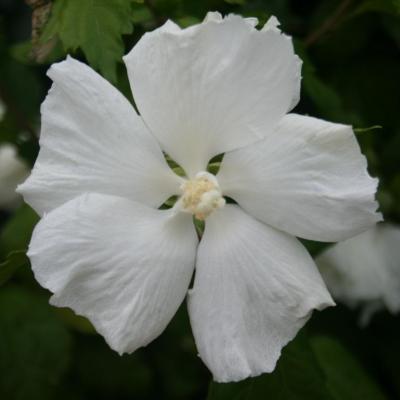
[179,171,225,220]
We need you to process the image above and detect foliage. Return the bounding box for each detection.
[0,286,71,400]
[0,0,399,399]
[41,0,135,82]
[0,250,28,286]
[310,336,386,400]
[208,332,387,400]
[208,331,331,400]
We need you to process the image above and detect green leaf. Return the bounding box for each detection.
[299,239,331,257]
[0,41,43,121]
[0,204,39,260]
[208,331,332,400]
[311,336,387,400]
[74,335,152,399]
[224,0,247,4]
[294,41,358,124]
[131,5,153,25]
[55,307,96,335]
[352,0,400,16]
[177,16,202,27]
[41,0,135,82]
[354,125,382,134]
[303,73,344,119]
[208,334,388,400]
[207,380,252,400]
[0,250,28,286]
[0,286,72,400]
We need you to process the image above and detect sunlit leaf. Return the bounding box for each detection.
[41,0,135,82]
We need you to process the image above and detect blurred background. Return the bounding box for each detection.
[0,0,399,399]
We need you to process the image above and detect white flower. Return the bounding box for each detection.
[316,224,400,325]
[0,144,29,210]
[18,12,381,382]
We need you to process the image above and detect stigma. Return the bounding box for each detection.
[179,171,225,220]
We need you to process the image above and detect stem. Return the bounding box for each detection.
[304,0,353,48]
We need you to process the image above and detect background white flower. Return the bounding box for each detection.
[18,12,380,382]
[316,223,400,326]
[0,144,30,211]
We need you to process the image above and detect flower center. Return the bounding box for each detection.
[179,171,225,220]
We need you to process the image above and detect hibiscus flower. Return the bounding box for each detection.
[0,144,29,210]
[317,223,400,326]
[18,13,381,382]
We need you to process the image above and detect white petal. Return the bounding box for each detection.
[124,14,301,177]
[204,12,258,27]
[316,223,400,316]
[262,15,281,32]
[18,57,181,216]
[244,17,259,27]
[260,17,301,109]
[0,144,29,210]
[188,205,333,382]
[28,193,198,354]
[203,11,223,22]
[158,19,181,33]
[218,114,381,242]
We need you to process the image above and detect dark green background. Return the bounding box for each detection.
[0,0,399,399]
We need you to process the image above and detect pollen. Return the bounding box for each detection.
[180,171,225,220]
